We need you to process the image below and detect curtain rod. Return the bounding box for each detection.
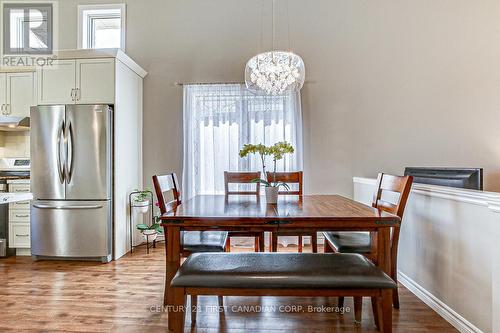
[174,81,312,86]
[174,81,244,86]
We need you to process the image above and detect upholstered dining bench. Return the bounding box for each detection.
[170,252,396,333]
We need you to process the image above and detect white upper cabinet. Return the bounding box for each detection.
[0,73,6,114]
[37,60,76,105]
[37,58,115,105]
[0,72,34,117]
[76,59,115,104]
[7,73,36,117]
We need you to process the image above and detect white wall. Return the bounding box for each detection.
[55,0,500,195]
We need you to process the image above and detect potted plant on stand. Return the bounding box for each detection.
[132,189,151,213]
[239,141,295,204]
[136,215,163,254]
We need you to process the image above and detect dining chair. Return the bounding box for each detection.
[323,173,413,313]
[152,173,228,320]
[224,171,265,252]
[266,171,317,253]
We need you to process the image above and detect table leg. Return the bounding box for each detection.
[376,226,393,331]
[165,226,181,332]
[376,227,391,276]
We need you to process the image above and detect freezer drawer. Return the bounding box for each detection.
[30,200,111,260]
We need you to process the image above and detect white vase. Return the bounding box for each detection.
[142,229,158,241]
[133,200,149,213]
[265,187,279,204]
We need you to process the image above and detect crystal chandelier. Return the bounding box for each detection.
[245,51,305,95]
[244,0,305,96]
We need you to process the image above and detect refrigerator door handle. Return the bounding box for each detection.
[66,122,75,184]
[57,121,66,184]
[33,204,104,210]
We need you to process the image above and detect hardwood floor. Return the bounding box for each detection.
[0,243,458,332]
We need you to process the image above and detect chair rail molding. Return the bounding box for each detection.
[353,177,500,213]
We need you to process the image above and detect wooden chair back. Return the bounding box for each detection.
[371,173,413,271]
[266,171,303,195]
[371,173,413,219]
[152,173,181,214]
[224,171,261,195]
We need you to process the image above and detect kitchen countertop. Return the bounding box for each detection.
[0,192,32,204]
[6,178,30,184]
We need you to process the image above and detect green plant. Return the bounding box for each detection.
[133,189,151,202]
[136,215,163,234]
[136,222,162,233]
[239,141,295,189]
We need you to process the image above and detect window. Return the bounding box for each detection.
[2,2,53,54]
[182,84,303,200]
[78,4,125,50]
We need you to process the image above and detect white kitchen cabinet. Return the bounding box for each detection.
[0,72,34,116]
[8,182,31,250]
[9,183,31,193]
[37,58,114,105]
[37,60,76,105]
[7,73,36,117]
[9,223,30,248]
[0,74,6,112]
[76,59,115,104]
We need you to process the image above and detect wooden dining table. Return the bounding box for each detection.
[160,194,401,331]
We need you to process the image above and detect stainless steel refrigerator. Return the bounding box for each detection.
[30,105,113,262]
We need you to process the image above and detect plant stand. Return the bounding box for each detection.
[129,190,154,254]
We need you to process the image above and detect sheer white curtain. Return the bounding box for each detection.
[182,84,303,248]
[182,83,303,199]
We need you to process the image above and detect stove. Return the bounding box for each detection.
[0,158,30,172]
[0,158,30,182]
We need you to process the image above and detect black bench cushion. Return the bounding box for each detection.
[171,253,396,290]
[323,232,371,253]
[182,231,228,253]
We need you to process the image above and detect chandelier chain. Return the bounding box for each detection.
[272,0,276,50]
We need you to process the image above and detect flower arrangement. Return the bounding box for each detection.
[239,141,295,189]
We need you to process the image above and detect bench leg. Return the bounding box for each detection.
[354,297,362,324]
[380,289,393,333]
[371,296,380,330]
[298,236,303,253]
[225,237,231,252]
[171,287,186,333]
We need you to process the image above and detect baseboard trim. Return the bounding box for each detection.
[398,271,483,333]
